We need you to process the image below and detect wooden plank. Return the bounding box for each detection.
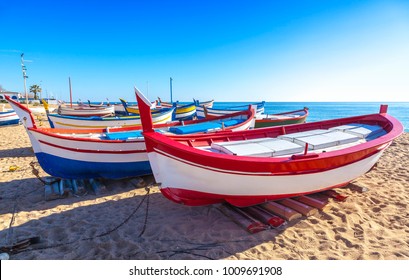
[293,196,328,210]
[278,198,318,216]
[323,190,348,201]
[242,206,286,228]
[218,204,269,234]
[308,193,330,203]
[259,201,302,221]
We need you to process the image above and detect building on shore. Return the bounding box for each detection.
[0,91,21,102]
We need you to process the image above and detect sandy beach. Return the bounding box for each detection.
[0,113,408,260]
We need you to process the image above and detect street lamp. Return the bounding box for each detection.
[20,53,29,106]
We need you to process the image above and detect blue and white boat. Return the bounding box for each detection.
[0,105,19,126]
[6,94,255,179]
[196,101,265,119]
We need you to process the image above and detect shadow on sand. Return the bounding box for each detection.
[0,175,306,260]
[0,147,34,158]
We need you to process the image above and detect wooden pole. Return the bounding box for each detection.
[69,77,72,108]
[169,77,173,103]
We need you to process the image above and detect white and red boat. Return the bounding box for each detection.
[136,87,403,207]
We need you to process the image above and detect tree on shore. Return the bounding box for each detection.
[29,84,42,100]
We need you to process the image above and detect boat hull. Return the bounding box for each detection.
[57,105,115,117]
[0,110,19,126]
[47,107,174,129]
[35,152,151,179]
[197,103,264,119]
[148,143,385,206]
[27,129,151,179]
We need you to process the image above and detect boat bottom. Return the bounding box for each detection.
[35,152,152,179]
[159,181,351,207]
[0,119,20,126]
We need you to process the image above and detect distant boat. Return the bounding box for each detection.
[87,100,105,107]
[136,87,403,207]
[193,99,214,109]
[57,104,115,117]
[159,98,214,109]
[196,101,265,119]
[0,105,19,126]
[254,108,309,128]
[113,98,158,115]
[46,108,175,129]
[202,106,309,128]
[6,95,255,179]
[157,97,197,120]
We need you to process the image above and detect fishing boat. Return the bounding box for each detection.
[254,107,309,128]
[193,99,214,108]
[136,87,403,207]
[114,99,157,115]
[0,105,19,126]
[57,104,115,117]
[171,102,197,120]
[156,97,177,108]
[157,97,197,120]
[45,100,175,129]
[202,106,309,128]
[6,95,255,179]
[196,101,265,119]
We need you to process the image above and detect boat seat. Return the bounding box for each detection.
[211,137,304,157]
[104,130,144,140]
[329,123,386,139]
[277,129,328,142]
[289,130,361,150]
[168,119,243,134]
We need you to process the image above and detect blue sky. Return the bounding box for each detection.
[1,0,409,102]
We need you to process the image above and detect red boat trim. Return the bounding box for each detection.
[159,181,351,207]
[38,139,146,154]
[0,112,17,116]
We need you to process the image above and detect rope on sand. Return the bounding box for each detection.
[7,185,152,255]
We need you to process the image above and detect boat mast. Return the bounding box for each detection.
[69,77,73,108]
[20,53,29,106]
[170,77,173,103]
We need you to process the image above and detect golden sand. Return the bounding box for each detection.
[0,121,408,260]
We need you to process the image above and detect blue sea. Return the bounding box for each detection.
[104,101,408,133]
[214,102,409,133]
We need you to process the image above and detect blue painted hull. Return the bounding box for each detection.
[0,119,20,126]
[35,152,152,179]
